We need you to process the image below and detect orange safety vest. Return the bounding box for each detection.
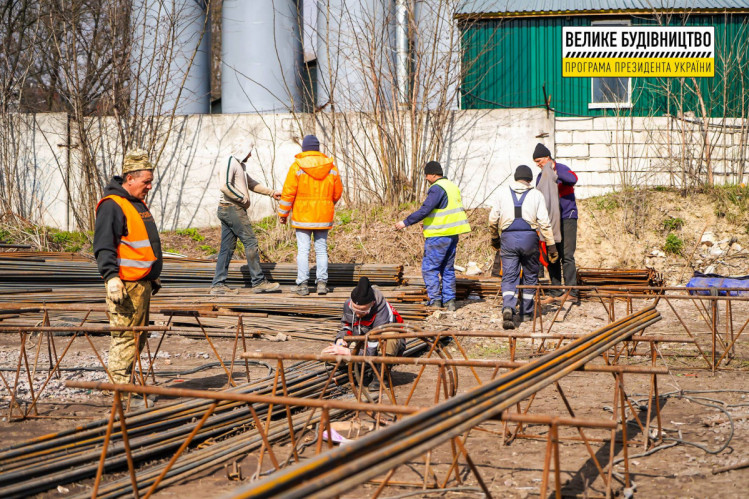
[96,195,157,281]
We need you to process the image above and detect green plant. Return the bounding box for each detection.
[50,230,88,252]
[398,201,418,211]
[176,228,205,242]
[199,244,217,255]
[662,217,684,231]
[336,209,353,225]
[476,342,508,358]
[663,233,684,255]
[254,215,277,231]
[0,229,12,243]
[593,194,619,212]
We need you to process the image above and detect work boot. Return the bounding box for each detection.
[444,299,456,312]
[502,307,515,330]
[252,280,280,293]
[368,366,391,392]
[292,283,309,296]
[210,284,238,295]
[316,281,329,295]
[428,299,442,309]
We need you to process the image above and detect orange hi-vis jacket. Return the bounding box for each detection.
[278,151,343,230]
[96,195,157,281]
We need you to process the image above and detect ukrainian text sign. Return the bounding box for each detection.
[562,27,714,77]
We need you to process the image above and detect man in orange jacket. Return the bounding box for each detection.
[278,135,343,295]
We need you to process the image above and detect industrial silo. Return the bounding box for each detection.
[221,0,303,113]
[315,0,394,112]
[413,0,460,111]
[130,0,211,115]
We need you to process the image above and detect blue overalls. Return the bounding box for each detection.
[500,188,540,317]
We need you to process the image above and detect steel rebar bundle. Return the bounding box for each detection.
[0,360,342,498]
[576,267,664,298]
[229,306,661,499]
[0,339,432,498]
[0,257,404,289]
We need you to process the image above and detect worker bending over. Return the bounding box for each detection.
[323,277,405,390]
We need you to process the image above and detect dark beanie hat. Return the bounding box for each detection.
[424,161,443,176]
[302,134,320,152]
[532,143,552,159]
[514,165,533,182]
[351,276,376,305]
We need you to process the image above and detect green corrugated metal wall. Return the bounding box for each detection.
[460,14,749,117]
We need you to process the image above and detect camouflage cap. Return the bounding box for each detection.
[122,149,155,174]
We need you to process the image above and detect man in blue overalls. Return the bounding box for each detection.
[488,165,558,329]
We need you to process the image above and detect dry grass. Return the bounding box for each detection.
[3,186,747,283]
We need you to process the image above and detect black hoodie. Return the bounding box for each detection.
[93,176,163,282]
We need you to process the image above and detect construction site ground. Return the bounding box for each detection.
[2,290,747,498]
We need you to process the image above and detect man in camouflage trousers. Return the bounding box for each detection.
[94,149,163,385]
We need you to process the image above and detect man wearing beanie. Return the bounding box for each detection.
[532,143,579,299]
[395,161,471,312]
[278,134,343,296]
[488,165,557,329]
[211,145,282,295]
[94,149,163,400]
[323,277,405,389]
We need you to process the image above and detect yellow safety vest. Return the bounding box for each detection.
[422,178,471,238]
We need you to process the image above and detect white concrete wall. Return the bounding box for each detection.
[1,113,69,229]
[555,115,749,198]
[67,108,552,230]
[19,108,747,231]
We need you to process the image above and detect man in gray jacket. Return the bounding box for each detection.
[211,147,281,295]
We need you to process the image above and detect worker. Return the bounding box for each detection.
[322,276,405,390]
[489,165,557,329]
[533,143,579,299]
[395,161,470,312]
[278,134,343,296]
[93,149,162,386]
[211,146,281,295]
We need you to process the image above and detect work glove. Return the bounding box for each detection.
[490,237,501,251]
[106,277,127,305]
[547,244,559,264]
[151,278,162,296]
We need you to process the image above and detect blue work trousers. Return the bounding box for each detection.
[500,230,539,317]
[422,235,458,304]
[213,204,265,287]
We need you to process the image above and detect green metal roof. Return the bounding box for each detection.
[457,1,749,16]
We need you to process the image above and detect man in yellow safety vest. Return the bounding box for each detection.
[395,161,471,311]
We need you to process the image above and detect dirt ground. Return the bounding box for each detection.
[1,289,747,498]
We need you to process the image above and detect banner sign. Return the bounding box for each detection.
[562,26,714,77]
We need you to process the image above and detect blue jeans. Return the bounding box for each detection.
[295,229,329,284]
[212,204,265,287]
[422,235,458,304]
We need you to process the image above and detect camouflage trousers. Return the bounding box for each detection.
[107,280,151,385]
